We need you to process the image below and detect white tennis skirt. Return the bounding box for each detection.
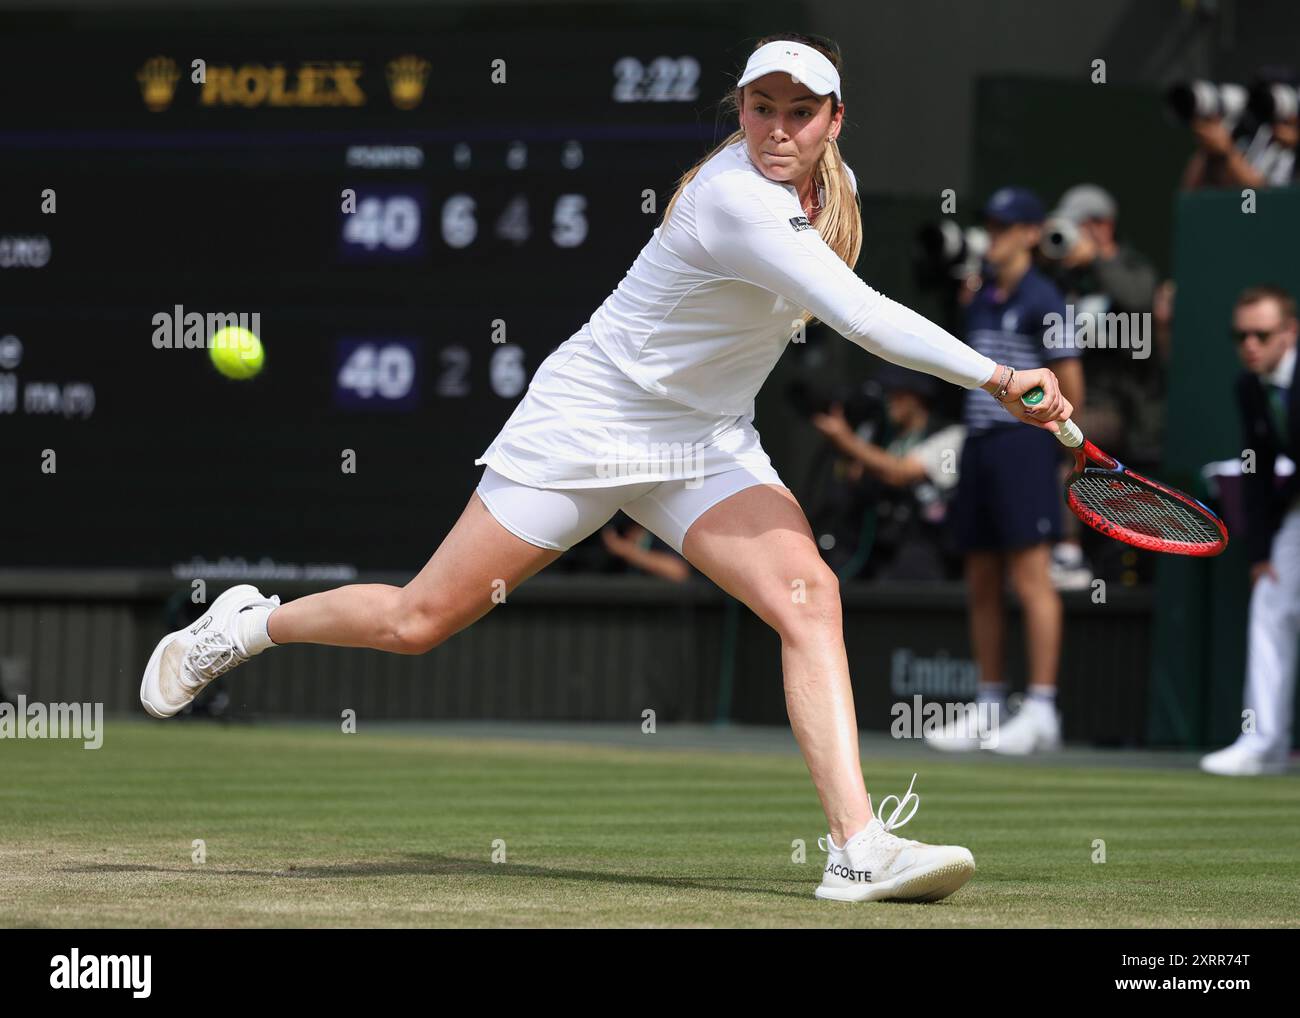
[473,326,786,553]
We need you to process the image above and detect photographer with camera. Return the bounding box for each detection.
[810,364,965,581]
[1042,185,1157,317]
[1175,76,1298,190]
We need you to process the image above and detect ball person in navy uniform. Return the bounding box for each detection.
[926,187,1084,756]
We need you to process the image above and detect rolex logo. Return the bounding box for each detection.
[387,55,429,110]
[137,56,180,112]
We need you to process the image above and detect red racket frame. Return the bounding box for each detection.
[1065,441,1228,557]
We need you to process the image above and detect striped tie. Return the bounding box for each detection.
[1269,384,1290,445]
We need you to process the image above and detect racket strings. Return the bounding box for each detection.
[1069,471,1222,547]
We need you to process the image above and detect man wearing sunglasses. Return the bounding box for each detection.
[1202,285,1299,775]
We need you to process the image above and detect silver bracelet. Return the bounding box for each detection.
[993,366,1015,402]
[993,364,1013,400]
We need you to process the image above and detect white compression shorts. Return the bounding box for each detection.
[475,462,785,555]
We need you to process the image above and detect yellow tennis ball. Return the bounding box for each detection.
[209,326,264,380]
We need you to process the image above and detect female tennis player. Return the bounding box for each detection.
[141,33,1071,903]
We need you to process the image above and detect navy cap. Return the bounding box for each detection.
[983,186,1046,225]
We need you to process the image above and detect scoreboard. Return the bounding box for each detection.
[0,3,771,573]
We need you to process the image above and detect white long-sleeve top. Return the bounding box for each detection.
[475,138,998,489]
[587,138,998,417]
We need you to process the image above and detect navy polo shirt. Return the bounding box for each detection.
[962,265,1078,433]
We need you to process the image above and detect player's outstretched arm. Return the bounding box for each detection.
[695,173,1071,430]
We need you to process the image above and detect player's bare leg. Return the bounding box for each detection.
[683,484,867,841]
[140,492,560,717]
[681,483,974,902]
[268,492,561,652]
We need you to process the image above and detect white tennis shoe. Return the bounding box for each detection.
[987,697,1061,755]
[1199,740,1287,776]
[815,774,975,903]
[923,702,986,753]
[139,584,280,718]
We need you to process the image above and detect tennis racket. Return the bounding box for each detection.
[1021,386,1228,556]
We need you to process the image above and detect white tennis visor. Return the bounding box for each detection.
[736,40,841,102]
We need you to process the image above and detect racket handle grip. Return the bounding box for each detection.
[1021,386,1084,449]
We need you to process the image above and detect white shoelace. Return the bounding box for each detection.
[873,772,920,833]
[181,630,250,693]
[820,773,922,853]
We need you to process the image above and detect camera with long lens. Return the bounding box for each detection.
[1039,217,1079,261]
[1248,81,1300,124]
[1164,80,1248,127]
[1166,76,1299,129]
[912,220,989,291]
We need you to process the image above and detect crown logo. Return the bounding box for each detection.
[137,56,180,112]
[387,55,429,110]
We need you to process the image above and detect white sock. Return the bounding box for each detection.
[976,682,1006,706]
[1027,684,1056,706]
[234,605,277,656]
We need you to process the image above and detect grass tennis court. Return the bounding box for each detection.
[2,721,1297,928]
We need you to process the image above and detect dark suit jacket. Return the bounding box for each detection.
[1237,367,1300,563]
